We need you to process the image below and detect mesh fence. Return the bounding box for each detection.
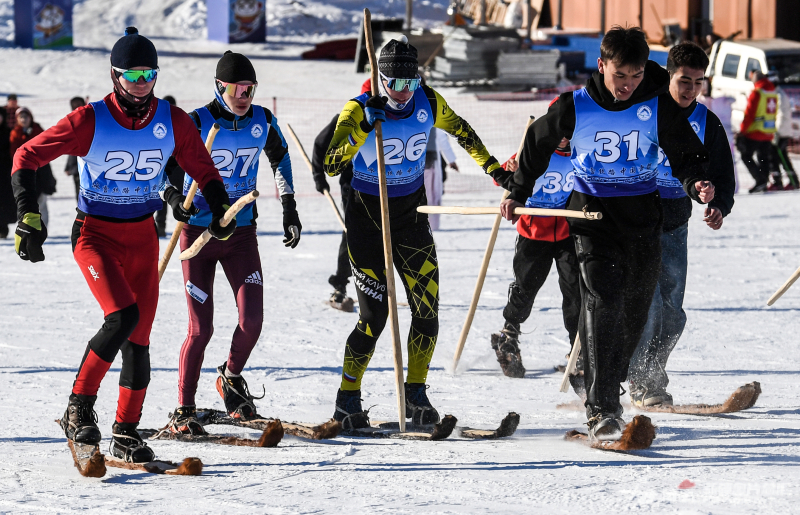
[22,95,800,200]
[20,95,552,199]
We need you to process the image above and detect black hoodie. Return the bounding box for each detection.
[661,100,735,232]
[510,60,710,238]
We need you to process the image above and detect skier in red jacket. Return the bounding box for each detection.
[11,27,235,463]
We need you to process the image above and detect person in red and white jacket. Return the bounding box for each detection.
[737,69,780,192]
[490,138,580,382]
[10,27,234,464]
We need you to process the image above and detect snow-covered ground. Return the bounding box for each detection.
[2,179,800,513]
[2,0,800,512]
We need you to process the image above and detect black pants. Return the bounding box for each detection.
[574,230,661,416]
[343,186,439,385]
[739,137,774,186]
[504,235,580,345]
[330,181,354,288]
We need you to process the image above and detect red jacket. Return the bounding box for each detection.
[740,77,776,141]
[12,93,222,192]
[10,122,44,158]
[502,152,571,242]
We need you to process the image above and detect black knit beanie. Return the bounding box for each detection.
[215,51,257,83]
[379,37,418,79]
[111,27,158,69]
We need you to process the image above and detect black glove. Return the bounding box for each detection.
[359,95,388,134]
[489,166,513,190]
[199,180,234,240]
[314,176,330,194]
[208,205,237,240]
[162,185,199,223]
[15,213,47,262]
[281,194,302,249]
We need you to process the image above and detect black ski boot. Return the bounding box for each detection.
[215,363,263,420]
[328,276,355,312]
[166,406,207,435]
[60,393,102,444]
[490,323,526,378]
[587,408,626,442]
[332,389,371,430]
[109,422,155,463]
[405,382,441,426]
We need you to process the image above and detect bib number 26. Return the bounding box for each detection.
[382,133,428,165]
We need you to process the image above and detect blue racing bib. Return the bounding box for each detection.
[78,99,175,218]
[525,151,574,210]
[351,87,434,197]
[656,103,708,199]
[571,88,660,197]
[184,106,269,226]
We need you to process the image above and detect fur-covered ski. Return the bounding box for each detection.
[195,408,342,440]
[341,414,458,440]
[557,382,762,415]
[638,382,762,415]
[105,456,203,475]
[138,419,285,448]
[565,415,656,452]
[67,440,106,477]
[458,412,520,439]
[56,420,201,476]
[329,297,355,312]
[54,419,106,478]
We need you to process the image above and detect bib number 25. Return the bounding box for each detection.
[104,150,164,181]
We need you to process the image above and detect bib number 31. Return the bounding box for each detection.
[594,130,640,163]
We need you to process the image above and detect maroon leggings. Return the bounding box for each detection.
[178,224,263,406]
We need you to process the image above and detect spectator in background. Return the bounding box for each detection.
[0,109,15,238]
[699,77,739,193]
[64,96,86,201]
[10,107,56,226]
[5,94,18,130]
[155,95,185,237]
[775,82,799,190]
[737,69,779,192]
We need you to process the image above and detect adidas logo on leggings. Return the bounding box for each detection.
[245,271,263,285]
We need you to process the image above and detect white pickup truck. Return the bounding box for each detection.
[707,38,800,138]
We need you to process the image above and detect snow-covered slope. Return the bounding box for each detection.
[1,188,800,513]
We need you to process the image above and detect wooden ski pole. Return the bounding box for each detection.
[418,205,602,219]
[559,334,581,393]
[767,265,800,306]
[284,123,347,232]
[452,116,534,372]
[157,123,220,281]
[364,8,406,432]
[178,190,260,260]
